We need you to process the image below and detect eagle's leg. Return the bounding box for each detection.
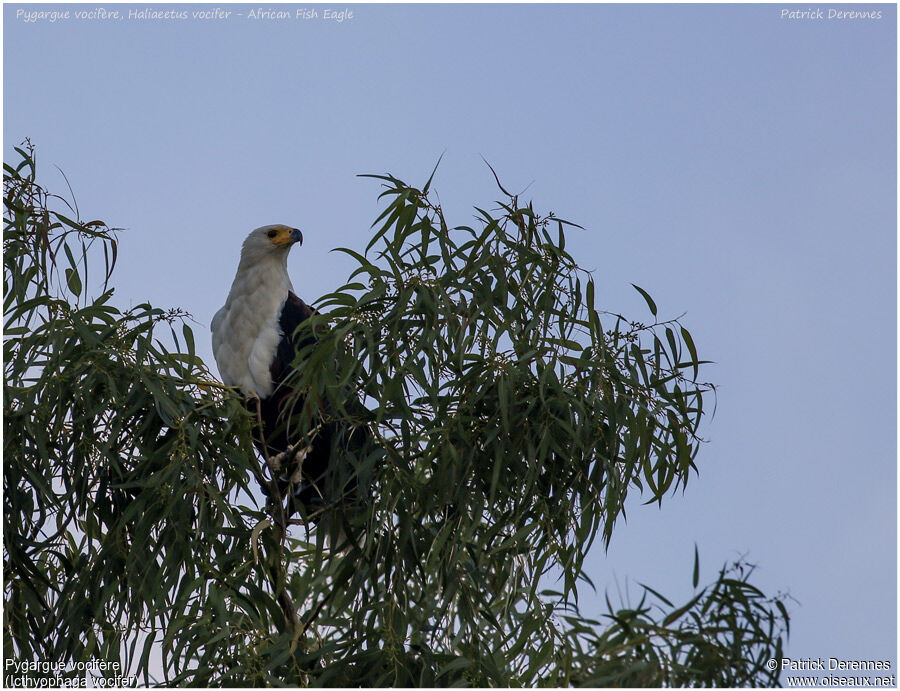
[287,444,313,484]
[271,441,312,474]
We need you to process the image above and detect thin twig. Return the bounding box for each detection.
[298,582,341,639]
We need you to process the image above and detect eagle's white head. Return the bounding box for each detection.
[238,224,304,265]
[211,224,304,396]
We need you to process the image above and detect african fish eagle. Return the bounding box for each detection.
[210,224,364,519]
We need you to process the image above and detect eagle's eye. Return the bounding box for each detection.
[266,229,278,239]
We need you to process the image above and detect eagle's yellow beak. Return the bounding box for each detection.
[271,226,303,247]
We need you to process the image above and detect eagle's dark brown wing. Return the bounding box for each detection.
[252,291,370,520]
[270,291,316,387]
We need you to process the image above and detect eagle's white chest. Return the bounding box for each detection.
[211,256,293,398]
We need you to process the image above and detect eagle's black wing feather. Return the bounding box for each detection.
[252,292,315,459]
[254,291,370,520]
[271,291,316,387]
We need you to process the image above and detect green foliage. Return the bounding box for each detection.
[4,145,788,686]
[4,144,288,685]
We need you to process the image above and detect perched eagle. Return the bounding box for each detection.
[211,224,367,520]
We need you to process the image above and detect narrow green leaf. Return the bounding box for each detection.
[632,283,657,317]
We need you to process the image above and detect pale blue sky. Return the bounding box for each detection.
[5,2,896,678]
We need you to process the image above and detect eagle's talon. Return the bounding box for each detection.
[288,444,313,484]
[270,445,290,472]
